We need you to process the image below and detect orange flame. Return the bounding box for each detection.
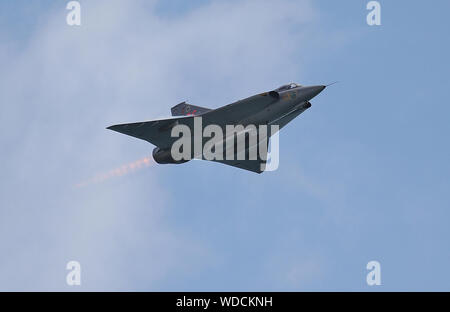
[75,156,153,188]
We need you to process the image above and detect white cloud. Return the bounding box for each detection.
[0,0,317,290]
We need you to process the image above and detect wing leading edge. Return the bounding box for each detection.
[107,115,195,149]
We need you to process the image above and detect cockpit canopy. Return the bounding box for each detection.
[274,83,302,92]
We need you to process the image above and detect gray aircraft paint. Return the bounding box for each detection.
[107,83,326,173]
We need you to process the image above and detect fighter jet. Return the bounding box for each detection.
[107,83,326,173]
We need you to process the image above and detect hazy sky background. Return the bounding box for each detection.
[0,0,449,291]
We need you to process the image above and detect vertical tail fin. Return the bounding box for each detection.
[171,102,212,116]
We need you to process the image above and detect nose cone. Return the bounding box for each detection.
[301,85,326,100]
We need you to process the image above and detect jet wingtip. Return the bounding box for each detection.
[107,124,123,130]
[106,125,125,134]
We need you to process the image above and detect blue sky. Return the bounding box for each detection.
[0,0,449,291]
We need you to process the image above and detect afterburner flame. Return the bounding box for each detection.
[75,156,153,188]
